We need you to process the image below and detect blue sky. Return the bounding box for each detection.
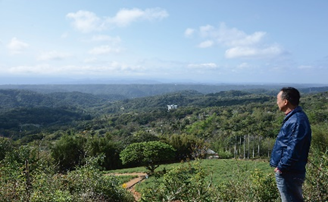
[0,0,327,84]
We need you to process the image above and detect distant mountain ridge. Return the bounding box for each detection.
[0,89,111,112]
[1,84,327,99]
[1,86,328,140]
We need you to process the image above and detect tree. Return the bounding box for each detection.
[165,134,208,161]
[123,130,160,145]
[51,133,87,172]
[0,137,13,161]
[87,133,123,170]
[120,141,176,174]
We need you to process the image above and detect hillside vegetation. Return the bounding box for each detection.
[1,85,328,201]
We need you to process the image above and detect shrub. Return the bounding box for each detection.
[139,159,280,201]
[64,156,134,202]
[217,150,233,159]
[250,169,279,201]
[0,137,13,161]
[141,160,220,201]
[304,150,328,201]
[0,152,134,202]
[51,133,87,172]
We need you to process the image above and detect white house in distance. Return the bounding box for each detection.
[167,104,178,111]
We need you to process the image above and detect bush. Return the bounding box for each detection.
[63,156,134,202]
[250,169,279,201]
[0,137,13,161]
[217,150,233,159]
[139,159,279,201]
[140,160,220,201]
[51,133,87,172]
[303,150,328,201]
[0,152,134,202]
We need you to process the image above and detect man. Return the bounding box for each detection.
[270,87,312,202]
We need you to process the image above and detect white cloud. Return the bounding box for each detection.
[8,64,53,74]
[188,63,218,69]
[83,57,98,63]
[6,61,144,76]
[189,23,284,59]
[67,8,168,32]
[66,10,103,32]
[227,31,266,47]
[143,8,169,20]
[37,51,71,61]
[88,45,122,55]
[225,45,283,59]
[212,23,265,47]
[108,8,168,27]
[198,40,214,48]
[199,25,215,37]
[184,28,194,37]
[108,8,146,27]
[198,23,266,47]
[7,37,29,54]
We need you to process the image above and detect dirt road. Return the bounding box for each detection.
[110,172,147,201]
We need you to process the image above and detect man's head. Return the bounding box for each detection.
[277,87,300,112]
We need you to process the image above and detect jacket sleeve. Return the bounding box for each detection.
[277,120,307,172]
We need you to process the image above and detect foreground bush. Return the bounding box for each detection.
[139,151,327,202]
[141,160,220,201]
[140,159,279,202]
[0,149,133,202]
[304,150,328,201]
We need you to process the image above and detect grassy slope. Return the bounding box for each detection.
[105,158,272,192]
[201,159,272,183]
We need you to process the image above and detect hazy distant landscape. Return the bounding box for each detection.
[1,83,328,98]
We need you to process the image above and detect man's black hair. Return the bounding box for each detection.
[280,87,300,106]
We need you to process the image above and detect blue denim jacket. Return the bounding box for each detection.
[270,106,311,173]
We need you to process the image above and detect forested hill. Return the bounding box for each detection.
[1,86,327,116]
[99,90,272,114]
[0,89,270,113]
[1,87,328,141]
[0,88,273,140]
[0,89,121,112]
[1,84,327,99]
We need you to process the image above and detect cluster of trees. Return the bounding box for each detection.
[50,132,206,172]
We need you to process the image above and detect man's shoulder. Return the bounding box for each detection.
[285,109,310,133]
[284,111,306,126]
[289,107,308,119]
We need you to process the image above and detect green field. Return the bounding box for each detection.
[106,158,273,192]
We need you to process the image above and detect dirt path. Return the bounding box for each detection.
[109,172,147,201]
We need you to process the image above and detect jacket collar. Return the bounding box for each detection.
[284,106,302,121]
